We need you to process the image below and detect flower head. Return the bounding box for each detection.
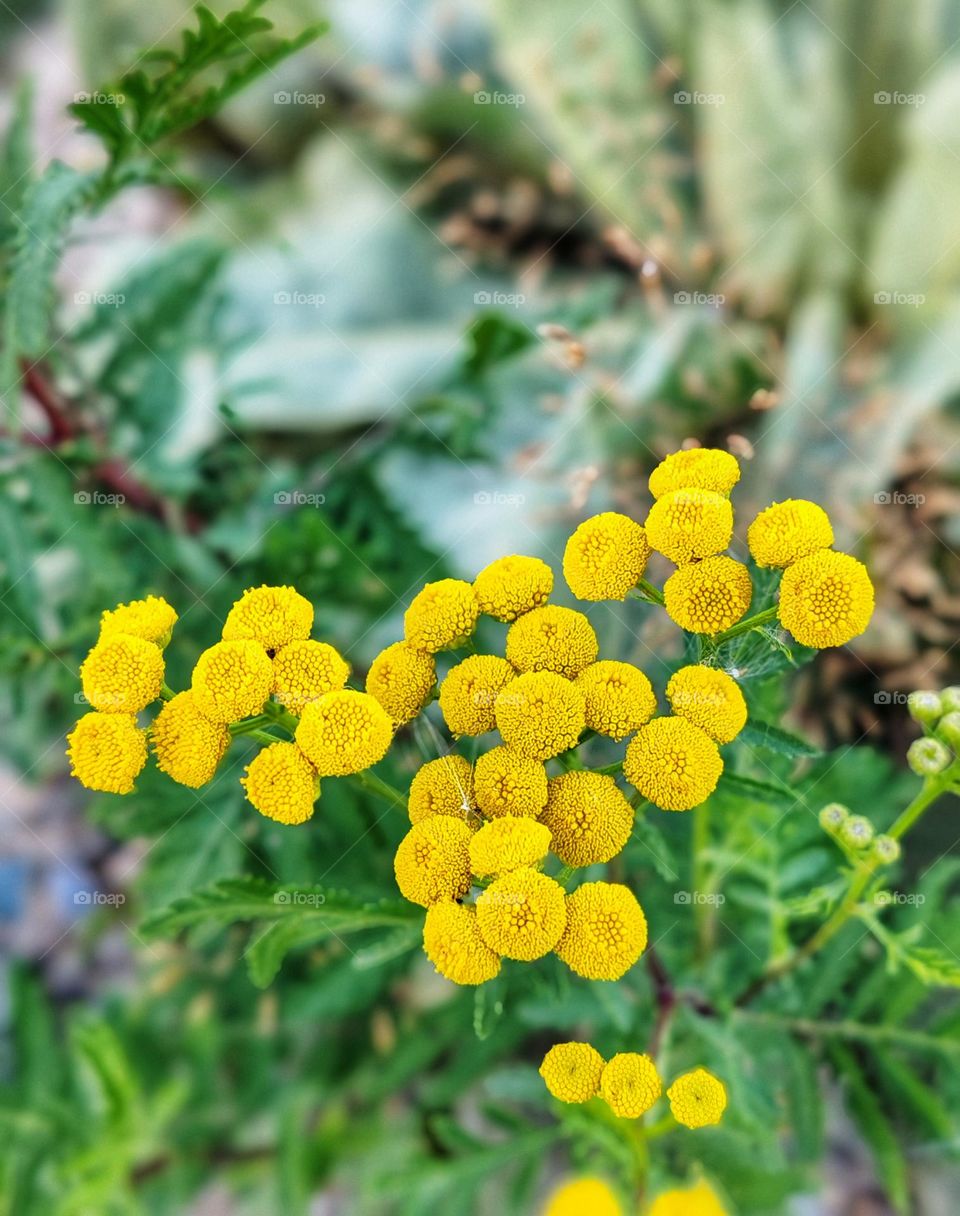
[404,579,478,653]
[554,881,647,979]
[222,585,313,651]
[505,605,598,678]
[599,1052,662,1118]
[648,448,740,500]
[667,1068,727,1129]
[150,690,230,787]
[439,654,515,736]
[624,717,722,811]
[365,641,435,725]
[747,499,834,568]
[241,741,318,825]
[778,550,874,648]
[295,690,392,776]
[540,772,634,867]
[563,512,650,601]
[664,556,752,634]
[475,866,566,960]
[273,640,350,712]
[422,901,500,985]
[494,671,586,760]
[473,746,547,818]
[645,489,733,565]
[575,661,656,740]
[469,816,551,877]
[473,554,552,621]
[66,712,147,793]
[408,754,476,824]
[544,1179,623,1216]
[80,633,164,714]
[99,595,177,646]
[539,1042,605,1104]
[666,666,747,744]
[649,1180,728,1216]
[393,817,472,906]
[191,640,274,725]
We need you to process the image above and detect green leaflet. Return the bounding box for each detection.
[738,719,821,758]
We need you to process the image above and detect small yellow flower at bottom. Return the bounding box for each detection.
[273,640,350,712]
[575,660,656,740]
[473,553,552,622]
[80,633,164,714]
[663,556,752,635]
[422,901,500,985]
[241,742,319,825]
[778,550,874,648]
[473,746,548,818]
[554,882,647,980]
[543,1177,623,1216]
[408,754,476,824]
[67,712,147,793]
[150,690,230,787]
[191,640,274,725]
[475,867,566,960]
[747,499,834,568]
[99,595,177,646]
[469,816,551,877]
[624,717,722,811]
[394,817,473,906]
[666,666,747,744]
[404,578,478,653]
[295,690,392,776]
[599,1052,662,1118]
[222,584,313,650]
[563,512,650,601]
[365,641,434,724]
[667,1068,728,1129]
[439,654,515,736]
[539,1041,605,1104]
[494,671,585,761]
[648,1179,728,1216]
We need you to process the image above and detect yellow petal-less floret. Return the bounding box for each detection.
[439,654,515,736]
[667,1068,728,1129]
[394,817,473,906]
[666,666,747,744]
[575,661,656,740]
[222,584,313,651]
[99,595,177,646]
[664,557,752,635]
[295,689,392,776]
[494,671,586,761]
[648,448,740,500]
[649,1180,729,1216]
[624,717,722,811]
[539,1042,605,1104]
[241,741,319,825]
[422,901,501,985]
[599,1052,662,1118]
[563,512,650,601]
[645,489,733,565]
[273,640,349,712]
[404,579,479,653]
[473,746,548,819]
[365,641,435,725]
[473,554,553,622]
[554,882,648,980]
[191,640,274,725]
[778,550,874,649]
[469,816,552,876]
[408,755,476,824]
[747,499,834,568]
[505,606,598,678]
[80,633,164,714]
[544,1178,623,1216]
[540,772,634,867]
[475,867,566,960]
[150,690,230,788]
[66,712,147,794]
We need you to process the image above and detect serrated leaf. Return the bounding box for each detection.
[0,79,34,252]
[719,770,795,804]
[901,944,960,988]
[739,719,821,758]
[830,1044,910,1213]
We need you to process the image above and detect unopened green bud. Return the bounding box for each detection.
[936,711,960,749]
[819,803,849,833]
[940,687,960,715]
[907,736,952,777]
[840,815,874,849]
[873,835,901,865]
[908,690,943,726]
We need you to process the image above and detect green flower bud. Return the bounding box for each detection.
[907,736,952,777]
[873,835,901,865]
[940,687,960,715]
[818,803,849,833]
[840,815,874,849]
[908,690,943,726]
[936,711,960,749]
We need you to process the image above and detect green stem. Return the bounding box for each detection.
[634,578,665,606]
[692,801,712,960]
[711,605,779,645]
[263,700,300,732]
[349,770,407,809]
[161,683,176,701]
[594,760,623,776]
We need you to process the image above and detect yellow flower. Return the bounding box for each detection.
[664,557,752,635]
[778,550,874,648]
[439,654,515,736]
[469,816,552,877]
[80,633,164,714]
[66,712,147,794]
[666,666,747,744]
[667,1068,728,1129]
[648,448,740,500]
[422,901,501,985]
[645,489,733,565]
[241,741,318,825]
[544,1178,623,1216]
[99,595,177,646]
[473,746,548,819]
[475,866,566,960]
[747,499,834,568]
[540,772,634,867]
[554,881,647,980]
[273,640,350,712]
[393,817,473,906]
[474,554,553,621]
[599,1052,662,1118]
[365,641,435,725]
[191,640,274,725]
[648,1180,728,1216]
[563,512,650,601]
[295,689,392,776]
[494,671,586,761]
[505,605,598,678]
[150,690,230,788]
[539,1042,605,1104]
[408,754,476,824]
[404,579,479,653]
[222,584,313,651]
[575,661,656,740]
[624,717,722,811]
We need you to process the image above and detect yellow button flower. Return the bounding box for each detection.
[404,579,479,653]
[439,654,515,736]
[648,448,740,500]
[544,1178,623,1216]
[191,640,274,725]
[473,554,552,621]
[666,666,747,744]
[365,641,435,725]
[241,741,319,825]
[505,605,598,678]
[473,746,548,818]
[222,584,313,651]
[575,661,656,740]
[540,772,634,867]
[747,499,834,568]
[66,712,147,794]
[539,1041,605,1104]
[394,817,473,906]
[422,901,501,985]
[664,556,752,635]
[554,881,647,980]
[150,690,230,788]
[99,595,177,646]
[778,550,874,648]
[645,489,733,565]
[408,754,476,824]
[295,689,392,776]
[649,1180,728,1216]
[273,640,350,712]
[624,717,722,811]
[563,512,650,601]
[667,1068,728,1129]
[599,1052,662,1118]
[475,866,566,960]
[80,632,165,714]
[494,671,586,761]
[469,816,552,877]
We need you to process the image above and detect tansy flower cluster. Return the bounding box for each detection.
[543,1175,728,1216]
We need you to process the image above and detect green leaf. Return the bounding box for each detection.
[0,79,35,252]
[830,1044,910,1213]
[462,314,535,378]
[900,944,960,988]
[739,719,821,758]
[719,769,795,804]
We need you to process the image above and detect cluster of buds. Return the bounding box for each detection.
[818,803,900,867]
[906,687,960,777]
